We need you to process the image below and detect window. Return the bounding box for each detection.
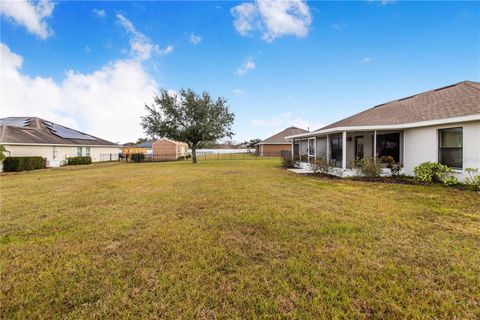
[52,146,58,160]
[355,136,364,159]
[86,147,90,157]
[374,133,400,162]
[439,127,462,169]
[77,146,82,156]
[330,137,342,167]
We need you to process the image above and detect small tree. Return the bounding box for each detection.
[141,89,235,163]
[0,145,6,162]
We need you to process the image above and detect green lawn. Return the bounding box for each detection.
[1,160,479,319]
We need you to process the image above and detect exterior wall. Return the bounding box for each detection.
[259,144,291,156]
[3,144,119,166]
[403,121,480,181]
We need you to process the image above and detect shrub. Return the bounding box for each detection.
[300,154,308,162]
[311,157,330,174]
[414,162,458,186]
[185,154,192,159]
[464,168,480,190]
[129,153,145,163]
[281,156,295,168]
[350,156,382,177]
[3,156,45,172]
[382,155,403,177]
[67,156,92,165]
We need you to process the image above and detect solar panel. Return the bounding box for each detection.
[43,121,97,140]
[0,117,30,127]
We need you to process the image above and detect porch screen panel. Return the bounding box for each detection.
[374,133,400,162]
[330,137,342,167]
[439,127,462,169]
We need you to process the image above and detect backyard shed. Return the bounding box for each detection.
[152,139,189,160]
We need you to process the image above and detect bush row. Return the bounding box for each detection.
[3,157,45,172]
[67,156,92,165]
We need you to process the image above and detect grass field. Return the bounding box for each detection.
[1,160,479,319]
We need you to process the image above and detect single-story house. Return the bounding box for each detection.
[286,81,480,182]
[152,138,189,160]
[0,117,119,167]
[255,126,308,156]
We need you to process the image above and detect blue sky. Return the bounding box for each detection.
[1,0,479,143]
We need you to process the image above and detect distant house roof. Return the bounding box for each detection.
[320,80,480,130]
[257,126,309,145]
[135,140,155,148]
[152,138,188,146]
[0,117,118,146]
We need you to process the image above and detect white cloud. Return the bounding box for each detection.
[92,9,106,18]
[361,57,372,63]
[251,112,323,132]
[117,14,173,61]
[1,42,159,143]
[231,0,312,42]
[233,89,246,96]
[236,57,255,76]
[0,0,55,39]
[189,32,202,45]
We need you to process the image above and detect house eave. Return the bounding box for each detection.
[285,114,480,140]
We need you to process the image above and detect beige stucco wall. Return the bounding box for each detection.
[3,144,119,166]
[403,120,480,181]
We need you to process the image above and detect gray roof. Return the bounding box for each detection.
[319,81,480,131]
[0,117,118,146]
[135,140,154,148]
[257,126,309,145]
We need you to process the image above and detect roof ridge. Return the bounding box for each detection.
[462,80,480,92]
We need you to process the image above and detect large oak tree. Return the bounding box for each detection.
[141,89,235,163]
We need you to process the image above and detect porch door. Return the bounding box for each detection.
[330,137,342,167]
[308,138,315,163]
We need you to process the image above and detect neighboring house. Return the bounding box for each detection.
[152,139,189,160]
[286,81,480,181]
[135,140,155,155]
[122,142,148,156]
[0,117,119,167]
[255,126,308,156]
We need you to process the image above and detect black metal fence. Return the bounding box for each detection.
[99,151,290,163]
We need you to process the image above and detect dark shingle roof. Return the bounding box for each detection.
[135,140,154,148]
[319,81,480,130]
[0,117,117,146]
[258,126,309,144]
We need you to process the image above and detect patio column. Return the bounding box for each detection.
[342,131,347,170]
[326,134,330,165]
[373,130,377,161]
[291,139,295,160]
